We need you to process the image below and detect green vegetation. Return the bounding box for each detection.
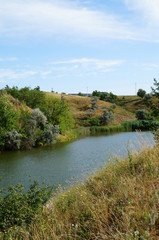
[1,79,159,152]
[0,181,53,233]
[92,90,118,103]
[1,145,159,239]
[137,88,146,98]
[0,86,74,151]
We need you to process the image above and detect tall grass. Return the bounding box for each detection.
[1,146,159,239]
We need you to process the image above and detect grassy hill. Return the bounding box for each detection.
[118,95,151,113]
[46,92,135,127]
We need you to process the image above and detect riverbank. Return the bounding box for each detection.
[56,122,133,143]
[1,145,159,239]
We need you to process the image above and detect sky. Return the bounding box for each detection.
[0,0,159,95]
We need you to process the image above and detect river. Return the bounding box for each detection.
[0,131,155,190]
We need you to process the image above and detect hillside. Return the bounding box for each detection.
[118,95,154,113]
[46,92,135,126]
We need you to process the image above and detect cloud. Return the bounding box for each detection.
[0,69,37,81]
[125,0,159,25]
[51,58,123,71]
[0,0,137,40]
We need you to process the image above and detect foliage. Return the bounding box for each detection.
[89,117,100,126]
[132,120,159,131]
[154,128,159,144]
[100,109,114,125]
[41,124,59,145]
[137,88,146,98]
[0,94,19,131]
[45,98,74,134]
[92,90,118,103]
[5,85,46,110]
[151,78,159,97]
[31,108,47,129]
[91,96,98,111]
[0,182,53,232]
[136,109,150,120]
[4,129,22,150]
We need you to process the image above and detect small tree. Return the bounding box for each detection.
[100,109,114,125]
[136,109,149,120]
[151,78,159,97]
[91,97,98,111]
[137,89,146,98]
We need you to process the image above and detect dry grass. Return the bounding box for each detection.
[5,146,159,239]
[118,96,151,113]
[46,93,135,126]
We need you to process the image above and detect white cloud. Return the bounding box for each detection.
[125,0,159,25]
[0,69,37,81]
[0,0,137,40]
[51,58,123,71]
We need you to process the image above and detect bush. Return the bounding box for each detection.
[89,117,100,126]
[4,129,22,150]
[0,95,19,131]
[137,89,146,98]
[46,98,74,134]
[136,109,150,120]
[41,124,59,145]
[31,108,47,128]
[0,182,53,232]
[132,120,159,131]
[100,109,114,125]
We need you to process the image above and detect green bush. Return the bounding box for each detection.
[46,98,74,134]
[136,109,150,120]
[89,117,100,126]
[0,182,53,232]
[0,95,19,131]
[137,89,146,98]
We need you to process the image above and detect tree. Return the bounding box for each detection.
[137,89,146,98]
[136,109,150,120]
[0,95,19,131]
[151,78,159,97]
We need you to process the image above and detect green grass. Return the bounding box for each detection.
[2,145,159,239]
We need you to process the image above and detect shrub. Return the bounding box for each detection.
[46,98,74,134]
[0,182,53,232]
[100,109,114,125]
[89,117,100,126]
[4,129,22,150]
[137,89,146,98]
[31,108,47,128]
[91,97,98,111]
[0,95,19,131]
[136,109,150,120]
[41,124,59,145]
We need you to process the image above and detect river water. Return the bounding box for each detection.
[0,131,155,190]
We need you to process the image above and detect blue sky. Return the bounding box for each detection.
[0,0,159,95]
